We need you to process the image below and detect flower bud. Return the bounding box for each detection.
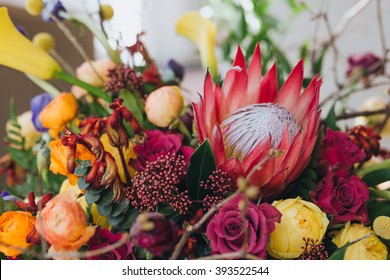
[145,86,184,127]
[373,216,390,240]
[25,0,44,16]
[33,32,55,52]
[100,4,114,20]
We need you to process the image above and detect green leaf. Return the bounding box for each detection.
[358,159,390,177]
[74,165,88,176]
[313,46,329,75]
[119,89,144,127]
[108,214,125,226]
[117,208,139,230]
[186,139,216,200]
[328,242,350,260]
[0,198,4,215]
[97,188,114,206]
[362,169,390,187]
[85,190,100,204]
[97,203,113,216]
[324,104,338,131]
[77,177,90,190]
[111,199,130,217]
[5,200,18,211]
[75,159,91,167]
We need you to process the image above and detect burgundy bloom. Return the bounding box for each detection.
[346,52,384,78]
[87,227,135,260]
[311,171,369,225]
[319,128,365,176]
[206,194,281,258]
[132,130,194,171]
[130,213,178,257]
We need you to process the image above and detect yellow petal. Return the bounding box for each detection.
[0,7,61,79]
[176,11,217,77]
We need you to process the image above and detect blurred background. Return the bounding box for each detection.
[1,0,390,156]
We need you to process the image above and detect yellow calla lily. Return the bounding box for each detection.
[0,7,61,79]
[176,11,218,78]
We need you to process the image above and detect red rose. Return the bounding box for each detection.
[319,128,365,176]
[130,213,178,257]
[206,194,281,258]
[86,227,135,260]
[132,130,194,171]
[311,171,370,225]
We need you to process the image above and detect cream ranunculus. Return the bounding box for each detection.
[332,222,388,260]
[267,197,329,259]
[145,86,184,127]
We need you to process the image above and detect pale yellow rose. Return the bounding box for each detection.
[267,197,329,259]
[145,86,184,127]
[332,222,388,260]
[60,179,110,229]
[6,111,42,149]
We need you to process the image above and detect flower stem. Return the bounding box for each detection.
[53,71,110,102]
[177,118,191,140]
[25,74,60,97]
[117,147,132,185]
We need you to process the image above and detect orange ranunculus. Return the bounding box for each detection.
[49,139,95,185]
[0,211,36,257]
[39,93,78,138]
[35,191,96,251]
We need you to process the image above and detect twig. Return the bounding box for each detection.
[169,191,241,260]
[335,107,390,121]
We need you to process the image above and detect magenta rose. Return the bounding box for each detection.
[132,130,194,171]
[206,194,281,258]
[86,227,135,260]
[130,213,178,257]
[319,128,365,176]
[311,171,369,225]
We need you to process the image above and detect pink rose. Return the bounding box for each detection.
[206,194,281,258]
[132,130,194,171]
[319,128,365,176]
[311,171,369,225]
[130,213,178,257]
[87,227,135,260]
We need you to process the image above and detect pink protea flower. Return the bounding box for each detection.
[193,44,322,200]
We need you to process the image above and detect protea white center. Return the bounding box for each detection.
[222,103,301,160]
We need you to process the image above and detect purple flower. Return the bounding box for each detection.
[346,52,384,78]
[30,93,53,132]
[206,194,281,258]
[167,59,185,81]
[130,213,178,257]
[41,0,66,22]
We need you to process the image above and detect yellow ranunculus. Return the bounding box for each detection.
[39,93,78,138]
[49,139,96,185]
[35,191,96,251]
[0,211,36,257]
[0,7,61,79]
[6,111,42,149]
[144,86,184,127]
[60,179,110,229]
[100,133,136,181]
[176,11,217,78]
[332,222,388,260]
[267,197,329,259]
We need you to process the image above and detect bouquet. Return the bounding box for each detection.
[0,0,389,261]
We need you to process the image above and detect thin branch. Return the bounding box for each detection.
[335,107,390,121]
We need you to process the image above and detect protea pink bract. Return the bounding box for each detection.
[193,44,322,200]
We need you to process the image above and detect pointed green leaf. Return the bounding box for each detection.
[328,242,350,260]
[362,169,390,187]
[324,104,338,131]
[186,139,216,200]
[119,89,144,127]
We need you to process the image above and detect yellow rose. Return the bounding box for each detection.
[332,222,388,260]
[59,179,110,229]
[0,211,36,257]
[145,86,184,127]
[267,197,329,259]
[39,93,78,138]
[6,111,42,149]
[35,191,96,251]
[49,139,96,185]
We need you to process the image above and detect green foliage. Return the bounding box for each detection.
[324,104,338,131]
[328,242,350,260]
[186,139,216,200]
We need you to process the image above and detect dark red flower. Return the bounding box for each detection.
[311,171,370,225]
[15,192,52,214]
[319,128,365,176]
[206,194,281,258]
[346,52,384,78]
[130,213,178,257]
[132,130,194,171]
[87,227,135,260]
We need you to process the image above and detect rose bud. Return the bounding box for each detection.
[145,86,184,127]
[130,213,178,257]
[267,197,329,259]
[0,211,36,257]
